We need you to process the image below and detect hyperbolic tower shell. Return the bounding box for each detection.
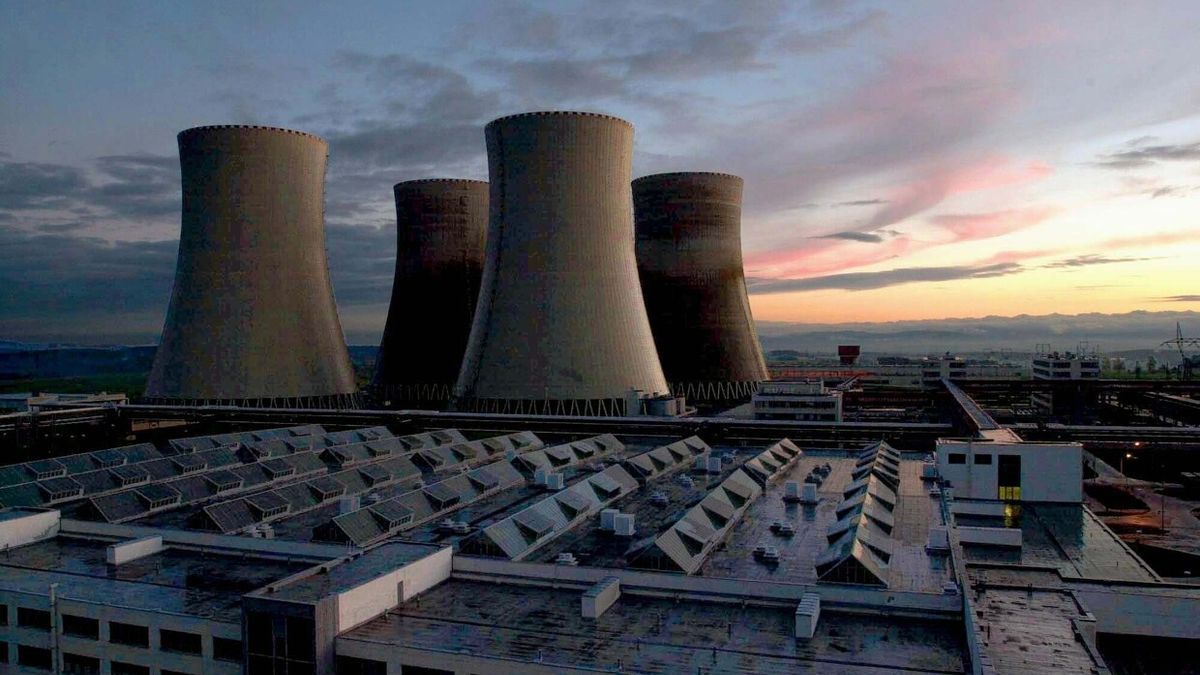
[372,179,488,408]
[633,172,768,402]
[454,111,669,415]
[145,125,357,407]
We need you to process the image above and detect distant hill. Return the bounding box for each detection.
[756,310,1200,354]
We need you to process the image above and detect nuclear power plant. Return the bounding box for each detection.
[633,171,769,403]
[453,112,670,415]
[372,179,488,408]
[144,125,358,408]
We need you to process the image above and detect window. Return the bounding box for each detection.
[163,671,191,675]
[400,666,454,675]
[948,453,967,465]
[109,621,149,647]
[62,614,100,639]
[338,655,387,675]
[214,636,243,662]
[18,607,51,630]
[160,628,202,655]
[63,653,100,675]
[973,454,993,465]
[111,663,150,675]
[18,645,52,670]
[0,602,7,625]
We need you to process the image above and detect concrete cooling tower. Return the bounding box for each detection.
[453,111,669,415]
[633,172,768,403]
[372,179,488,408]
[144,125,358,408]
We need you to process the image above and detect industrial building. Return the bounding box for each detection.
[372,179,488,408]
[0,396,1197,674]
[453,112,669,416]
[751,381,843,422]
[144,125,358,408]
[633,172,768,404]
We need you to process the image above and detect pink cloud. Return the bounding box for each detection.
[931,205,1059,243]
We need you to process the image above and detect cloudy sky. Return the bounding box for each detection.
[2,0,1199,344]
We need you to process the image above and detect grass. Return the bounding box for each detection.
[0,373,147,398]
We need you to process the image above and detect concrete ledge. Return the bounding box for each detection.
[957,526,1022,548]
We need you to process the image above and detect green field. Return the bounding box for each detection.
[0,373,148,397]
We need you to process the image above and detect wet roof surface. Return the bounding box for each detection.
[338,578,969,674]
[0,537,310,622]
[702,455,951,592]
[960,504,1157,583]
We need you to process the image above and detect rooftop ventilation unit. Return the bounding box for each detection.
[614,513,635,537]
[600,508,618,532]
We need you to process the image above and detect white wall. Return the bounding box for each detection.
[106,535,164,565]
[335,547,452,633]
[936,440,1082,502]
[0,509,59,550]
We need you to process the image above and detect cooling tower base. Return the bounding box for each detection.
[671,380,764,405]
[139,393,362,410]
[369,383,454,410]
[452,397,631,417]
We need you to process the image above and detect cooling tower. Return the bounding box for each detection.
[144,125,358,408]
[372,179,488,408]
[633,172,768,403]
[453,111,669,415]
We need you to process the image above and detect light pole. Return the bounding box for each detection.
[1121,453,1133,482]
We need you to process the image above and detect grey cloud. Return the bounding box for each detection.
[747,262,1022,294]
[88,154,180,219]
[1147,185,1196,198]
[819,231,885,243]
[0,226,176,334]
[778,10,885,53]
[324,222,397,310]
[1043,254,1157,269]
[0,160,88,210]
[833,198,888,207]
[1157,295,1200,302]
[1097,141,1200,169]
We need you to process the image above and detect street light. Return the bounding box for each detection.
[1121,452,1134,480]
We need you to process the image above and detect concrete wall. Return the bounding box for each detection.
[105,535,163,566]
[0,509,59,550]
[455,111,669,408]
[335,546,452,633]
[0,587,240,675]
[374,179,488,407]
[937,440,1082,502]
[145,124,356,403]
[633,172,767,402]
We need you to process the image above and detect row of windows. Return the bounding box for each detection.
[3,642,234,674]
[2,603,241,662]
[947,453,993,465]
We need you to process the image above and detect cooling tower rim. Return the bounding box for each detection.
[393,178,489,189]
[178,124,326,144]
[486,110,633,129]
[633,171,743,184]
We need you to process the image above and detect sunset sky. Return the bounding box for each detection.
[2,1,1199,343]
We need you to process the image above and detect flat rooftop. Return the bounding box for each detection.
[259,541,444,604]
[338,578,969,674]
[0,536,310,622]
[959,503,1158,583]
